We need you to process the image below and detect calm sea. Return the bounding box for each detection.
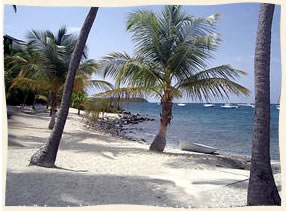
[123,103,280,161]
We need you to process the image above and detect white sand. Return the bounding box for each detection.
[5,108,281,208]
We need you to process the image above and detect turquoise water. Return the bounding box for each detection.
[124,103,280,160]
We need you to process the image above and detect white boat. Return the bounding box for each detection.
[204,103,215,107]
[276,105,280,110]
[177,103,186,106]
[179,140,218,154]
[237,103,249,107]
[221,103,239,109]
[237,103,254,108]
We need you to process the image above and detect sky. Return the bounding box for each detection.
[3,3,282,103]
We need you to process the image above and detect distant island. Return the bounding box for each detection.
[95,97,148,103]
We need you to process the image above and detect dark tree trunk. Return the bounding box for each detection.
[46,92,51,109]
[48,92,57,129]
[29,7,99,167]
[78,108,80,115]
[32,94,36,110]
[247,3,280,206]
[48,111,57,129]
[150,88,173,152]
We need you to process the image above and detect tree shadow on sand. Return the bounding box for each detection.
[5,171,192,208]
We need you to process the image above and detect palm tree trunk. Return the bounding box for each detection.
[32,94,36,110]
[29,7,99,167]
[48,93,57,129]
[49,92,57,117]
[150,88,173,152]
[46,92,51,110]
[247,3,280,206]
[48,111,57,129]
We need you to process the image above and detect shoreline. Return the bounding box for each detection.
[5,106,281,207]
[83,108,281,163]
[8,105,281,167]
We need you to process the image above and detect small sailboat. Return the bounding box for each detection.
[221,103,239,109]
[177,103,186,106]
[204,103,215,107]
[179,140,218,154]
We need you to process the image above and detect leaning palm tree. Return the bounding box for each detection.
[100,5,249,152]
[29,7,99,167]
[247,3,281,205]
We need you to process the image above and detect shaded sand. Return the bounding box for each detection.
[5,108,281,208]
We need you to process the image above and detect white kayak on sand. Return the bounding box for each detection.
[179,140,218,154]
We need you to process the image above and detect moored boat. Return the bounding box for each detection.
[221,103,239,109]
[177,103,186,106]
[179,140,218,154]
[204,103,215,107]
[237,103,254,108]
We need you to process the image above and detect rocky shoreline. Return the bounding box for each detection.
[84,111,155,143]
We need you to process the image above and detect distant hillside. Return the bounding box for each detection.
[92,97,148,103]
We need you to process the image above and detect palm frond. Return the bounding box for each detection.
[179,77,249,102]
[94,87,148,100]
[88,80,114,91]
[99,52,163,89]
[35,94,49,102]
[175,65,247,88]
[78,59,98,75]
[10,77,51,92]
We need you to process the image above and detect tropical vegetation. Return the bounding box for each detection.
[5,26,112,129]
[29,7,100,167]
[99,5,249,152]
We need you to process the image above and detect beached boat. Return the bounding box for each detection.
[221,103,239,109]
[179,140,217,154]
[204,103,215,107]
[177,103,186,106]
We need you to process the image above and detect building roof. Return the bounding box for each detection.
[4,34,26,45]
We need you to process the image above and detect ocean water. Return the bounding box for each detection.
[123,103,280,161]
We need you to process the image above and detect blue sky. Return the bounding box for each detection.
[4,3,282,103]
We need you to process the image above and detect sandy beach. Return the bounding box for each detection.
[5,107,281,208]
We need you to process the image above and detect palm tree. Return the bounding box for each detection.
[100,5,249,152]
[247,3,281,205]
[29,7,99,167]
[71,92,87,115]
[4,44,45,105]
[6,26,111,129]
[27,27,80,128]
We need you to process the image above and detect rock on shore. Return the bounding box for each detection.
[84,111,154,142]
